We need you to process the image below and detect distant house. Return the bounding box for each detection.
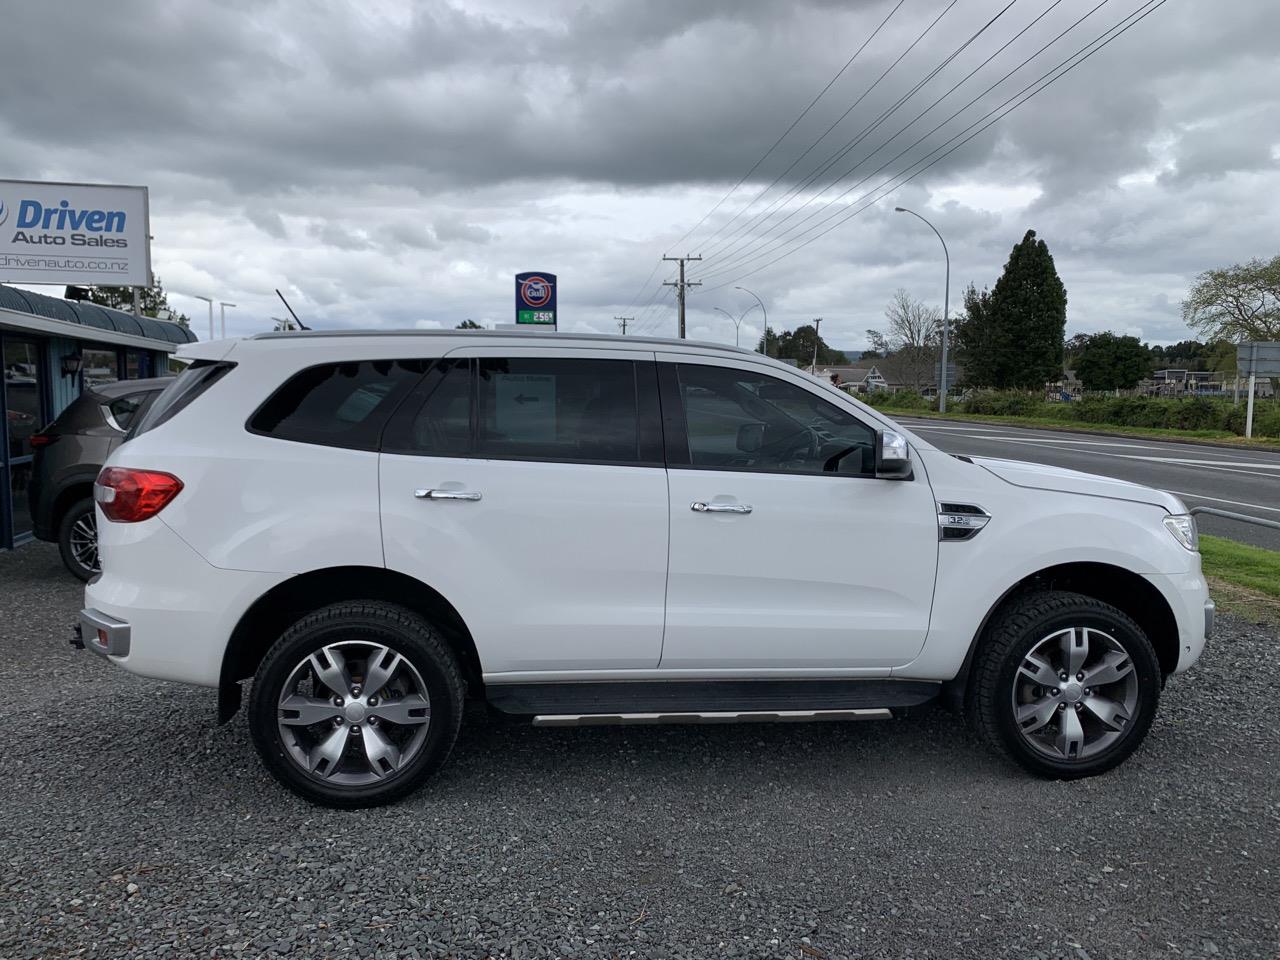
[815,363,896,393]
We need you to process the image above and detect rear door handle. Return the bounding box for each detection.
[691,501,752,514]
[415,489,482,501]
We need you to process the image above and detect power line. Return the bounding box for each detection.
[695,0,1131,286]
[664,0,909,255]
[697,0,1169,293]
[695,0,970,262]
[697,0,1027,267]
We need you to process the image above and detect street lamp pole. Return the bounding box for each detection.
[734,286,768,354]
[714,305,758,349]
[895,207,950,412]
[191,295,214,341]
[219,302,237,339]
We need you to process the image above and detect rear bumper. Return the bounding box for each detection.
[74,608,132,657]
[83,516,286,687]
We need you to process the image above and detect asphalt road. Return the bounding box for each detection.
[896,417,1280,552]
[5,541,1280,959]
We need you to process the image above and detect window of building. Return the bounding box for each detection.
[82,347,119,389]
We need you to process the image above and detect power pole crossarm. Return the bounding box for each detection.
[614,316,634,335]
[663,254,702,339]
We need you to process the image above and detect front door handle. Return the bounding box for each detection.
[691,501,752,514]
[415,489,482,501]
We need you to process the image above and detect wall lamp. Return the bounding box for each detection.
[61,352,84,377]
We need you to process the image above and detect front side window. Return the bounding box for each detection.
[673,364,876,476]
[248,360,425,450]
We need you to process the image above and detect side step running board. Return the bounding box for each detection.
[533,708,893,727]
[488,678,940,716]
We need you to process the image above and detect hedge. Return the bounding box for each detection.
[861,389,1280,438]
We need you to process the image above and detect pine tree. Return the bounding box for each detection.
[951,283,998,387]
[985,230,1067,388]
[88,277,191,328]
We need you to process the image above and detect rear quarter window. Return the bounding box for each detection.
[248,360,427,450]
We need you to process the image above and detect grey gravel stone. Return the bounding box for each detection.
[1,541,1278,958]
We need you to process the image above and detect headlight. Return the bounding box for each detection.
[1163,513,1198,552]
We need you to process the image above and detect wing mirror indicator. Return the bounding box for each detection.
[875,429,913,480]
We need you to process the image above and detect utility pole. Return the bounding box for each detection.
[663,254,702,339]
[614,316,633,335]
[811,317,823,373]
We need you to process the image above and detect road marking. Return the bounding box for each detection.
[1167,491,1280,515]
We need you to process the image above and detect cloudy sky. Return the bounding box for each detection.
[4,0,1278,351]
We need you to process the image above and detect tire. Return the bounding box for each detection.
[248,601,465,808]
[57,498,99,582]
[965,590,1161,780]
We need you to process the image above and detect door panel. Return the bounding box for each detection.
[379,350,670,676]
[657,355,938,671]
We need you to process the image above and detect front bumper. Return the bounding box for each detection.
[74,608,132,658]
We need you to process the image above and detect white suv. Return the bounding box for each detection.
[77,331,1212,807]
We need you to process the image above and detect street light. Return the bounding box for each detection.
[190,295,214,341]
[894,206,951,412]
[734,286,768,354]
[219,302,237,339]
[714,305,760,349]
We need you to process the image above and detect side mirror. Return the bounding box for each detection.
[736,421,766,453]
[875,428,913,480]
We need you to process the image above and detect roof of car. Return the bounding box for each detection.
[247,328,760,355]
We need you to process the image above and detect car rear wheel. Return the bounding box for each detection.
[966,590,1161,779]
[57,498,99,582]
[248,602,465,808]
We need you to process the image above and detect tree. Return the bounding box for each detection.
[865,288,941,391]
[757,324,845,367]
[982,229,1068,389]
[88,277,191,328]
[1072,332,1152,391]
[456,319,482,329]
[1182,256,1280,392]
[950,283,1000,387]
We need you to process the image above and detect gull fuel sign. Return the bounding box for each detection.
[515,272,556,327]
[0,179,152,287]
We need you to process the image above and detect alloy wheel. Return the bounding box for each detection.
[1012,626,1139,762]
[277,641,432,785]
[69,511,99,574]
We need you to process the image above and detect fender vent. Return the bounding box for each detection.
[937,503,990,541]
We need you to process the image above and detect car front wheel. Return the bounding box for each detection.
[248,602,465,808]
[967,590,1161,779]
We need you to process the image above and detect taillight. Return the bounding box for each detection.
[29,433,53,448]
[94,467,184,523]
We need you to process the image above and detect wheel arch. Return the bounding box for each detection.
[51,479,96,530]
[218,566,483,723]
[941,561,1179,712]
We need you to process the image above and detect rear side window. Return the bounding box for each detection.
[383,357,663,465]
[249,360,426,450]
[129,361,235,438]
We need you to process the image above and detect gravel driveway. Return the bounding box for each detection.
[3,541,1277,959]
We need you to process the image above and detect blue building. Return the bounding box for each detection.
[0,285,197,550]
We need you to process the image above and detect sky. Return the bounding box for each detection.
[3,0,1278,351]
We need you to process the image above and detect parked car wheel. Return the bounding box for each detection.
[248,602,465,808]
[967,590,1161,780]
[58,498,99,582]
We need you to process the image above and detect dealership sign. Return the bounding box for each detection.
[515,271,556,327]
[1238,342,1280,377]
[0,179,152,287]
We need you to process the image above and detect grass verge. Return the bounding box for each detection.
[1200,534,1280,627]
[881,410,1280,449]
